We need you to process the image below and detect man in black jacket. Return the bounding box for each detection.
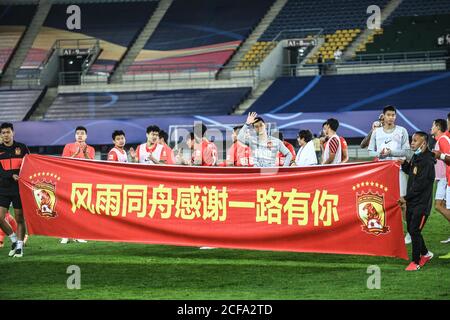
[0,123,29,258]
[398,132,435,271]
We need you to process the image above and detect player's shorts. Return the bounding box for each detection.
[0,193,22,210]
[435,179,447,201]
[399,170,408,197]
[447,186,450,210]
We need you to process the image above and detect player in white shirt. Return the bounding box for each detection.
[368,105,410,243]
[107,130,128,163]
[130,125,164,164]
[293,129,318,166]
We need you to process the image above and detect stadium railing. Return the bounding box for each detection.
[59,63,260,86]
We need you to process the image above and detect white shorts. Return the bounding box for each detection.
[435,178,447,200]
[447,186,450,209]
[399,170,408,197]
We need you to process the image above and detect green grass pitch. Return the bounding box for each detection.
[1,187,449,300]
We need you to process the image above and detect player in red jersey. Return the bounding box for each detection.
[192,123,217,166]
[273,132,296,166]
[158,130,175,165]
[62,126,95,160]
[107,130,128,163]
[60,126,92,244]
[220,126,253,167]
[340,136,349,163]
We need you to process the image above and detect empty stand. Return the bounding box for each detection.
[356,0,450,57]
[21,2,157,73]
[0,4,36,74]
[357,14,450,56]
[260,0,389,41]
[129,0,274,74]
[249,71,450,113]
[43,87,252,120]
[0,88,43,121]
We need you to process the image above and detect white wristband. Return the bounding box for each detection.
[441,154,446,161]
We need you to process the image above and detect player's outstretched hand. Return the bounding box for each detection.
[246,112,258,125]
[129,147,136,158]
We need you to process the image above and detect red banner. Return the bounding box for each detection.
[19,154,408,259]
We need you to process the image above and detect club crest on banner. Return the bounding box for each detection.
[353,181,390,235]
[29,172,60,218]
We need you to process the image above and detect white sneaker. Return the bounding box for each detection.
[199,247,216,250]
[405,233,412,244]
[440,237,450,244]
[75,239,87,243]
[60,238,69,244]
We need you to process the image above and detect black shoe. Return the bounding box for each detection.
[8,242,17,257]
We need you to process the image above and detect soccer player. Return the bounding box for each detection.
[175,132,194,165]
[0,122,29,257]
[433,146,450,259]
[322,118,342,164]
[398,132,435,271]
[368,105,410,243]
[62,126,95,160]
[273,131,296,166]
[293,130,318,166]
[238,112,292,167]
[61,126,93,244]
[131,125,164,164]
[221,126,253,167]
[340,135,349,163]
[158,130,175,165]
[108,130,128,163]
[430,120,450,239]
[192,123,217,166]
[360,113,384,149]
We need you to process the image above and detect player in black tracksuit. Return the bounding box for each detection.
[0,123,29,258]
[398,132,435,271]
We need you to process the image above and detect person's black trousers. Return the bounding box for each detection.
[406,206,429,264]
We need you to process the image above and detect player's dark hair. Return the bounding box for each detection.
[0,122,13,131]
[383,105,396,114]
[75,126,87,134]
[146,125,160,134]
[433,119,447,133]
[326,118,339,132]
[194,123,207,138]
[159,130,169,143]
[233,125,243,132]
[186,132,194,141]
[112,130,125,140]
[414,131,429,143]
[253,116,265,124]
[298,130,313,143]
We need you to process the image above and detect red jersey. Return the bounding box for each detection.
[192,140,217,166]
[226,142,253,167]
[276,141,296,166]
[340,136,348,161]
[159,143,175,165]
[62,142,95,159]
